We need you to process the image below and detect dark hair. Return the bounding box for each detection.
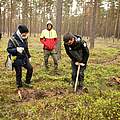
[18,24,29,34]
[47,23,53,26]
[63,32,75,43]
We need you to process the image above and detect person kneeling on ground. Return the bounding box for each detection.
[63,32,89,92]
[7,25,33,89]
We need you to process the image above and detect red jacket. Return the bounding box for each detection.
[40,29,58,51]
[40,38,58,50]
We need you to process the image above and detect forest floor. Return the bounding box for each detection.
[0,37,120,120]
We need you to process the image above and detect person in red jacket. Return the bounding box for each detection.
[40,20,58,70]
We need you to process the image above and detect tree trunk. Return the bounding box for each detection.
[35,2,37,34]
[3,8,6,35]
[56,0,63,59]
[42,0,46,30]
[114,0,120,40]
[18,5,21,24]
[29,2,32,37]
[89,0,97,49]
[10,0,13,36]
[22,0,28,25]
[0,2,2,33]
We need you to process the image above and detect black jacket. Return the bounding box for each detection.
[7,32,31,66]
[64,35,89,64]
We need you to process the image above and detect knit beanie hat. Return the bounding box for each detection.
[63,32,75,43]
[18,25,29,34]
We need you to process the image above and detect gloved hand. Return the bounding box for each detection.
[29,57,31,62]
[75,62,85,66]
[17,47,24,54]
[80,63,85,66]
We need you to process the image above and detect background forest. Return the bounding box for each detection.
[0,0,120,47]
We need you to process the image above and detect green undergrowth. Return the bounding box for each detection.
[0,37,120,120]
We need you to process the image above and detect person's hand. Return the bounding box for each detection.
[17,47,24,54]
[75,62,79,65]
[80,63,85,66]
[43,37,46,41]
[75,62,85,66]
[29,57,31,62]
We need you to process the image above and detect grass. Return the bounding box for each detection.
[0,37,120,120]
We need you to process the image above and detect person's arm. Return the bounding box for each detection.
[81,41,89,64]
[64,44,82,62]
[40,30,46,43]
[24,39,31,58]
[74,36,89,64]
[64,44,73,59]
[40,37,46,43]
[7,39,17,56]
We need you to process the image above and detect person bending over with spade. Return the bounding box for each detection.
[63,32,89,93]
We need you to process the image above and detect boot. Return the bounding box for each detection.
[23,81,33,88]
[16,81,23,88]
[24,82,33,88]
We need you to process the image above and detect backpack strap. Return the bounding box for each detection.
[10,37,20,47]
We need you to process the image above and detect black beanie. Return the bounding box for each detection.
[63,32,75,43]
[18,25,29,34]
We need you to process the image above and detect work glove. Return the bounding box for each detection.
[29,57,31,62]
[17,47,24,54]
[75,62,85,66]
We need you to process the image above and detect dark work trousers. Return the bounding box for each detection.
[14,61,33,88]
[44,49,58,69]
[71,61,86,88]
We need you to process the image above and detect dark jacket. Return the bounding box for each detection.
[7,32,31,66]
[64,35,89,64]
